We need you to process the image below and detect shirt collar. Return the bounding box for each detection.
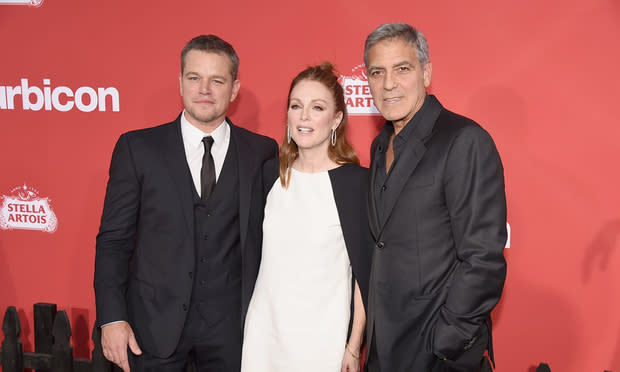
[379,94,440,148]
[180,110,229,149]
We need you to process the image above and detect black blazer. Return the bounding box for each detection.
[94,114,278,358]
[262,160,372,313]
[366,96,507,372]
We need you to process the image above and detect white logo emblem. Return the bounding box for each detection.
[0,79,120,112]
[0,0,44,6]
[340,64,380,116]
[0,184,58,233]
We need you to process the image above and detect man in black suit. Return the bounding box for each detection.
[363,23,507,372]
[94,35,278,372]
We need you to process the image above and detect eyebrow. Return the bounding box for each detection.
[289,98,329,105]
[183,71,229,81]
[393,61,414,68]
[368,60,414,70]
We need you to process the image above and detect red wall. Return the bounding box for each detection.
[1,0,619,371]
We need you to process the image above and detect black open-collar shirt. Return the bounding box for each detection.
[373,94,440,224]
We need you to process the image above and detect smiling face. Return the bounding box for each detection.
[179,49,240,133]
[287,79,343,154]
[366,37,432,130]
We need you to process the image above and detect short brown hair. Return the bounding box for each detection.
[181,35,240,80]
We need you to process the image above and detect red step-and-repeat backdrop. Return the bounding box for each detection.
[1,0,619,371]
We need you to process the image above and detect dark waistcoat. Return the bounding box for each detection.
[190,137,241,319]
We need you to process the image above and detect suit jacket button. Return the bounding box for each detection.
[182,304,188,311]
[377,241,385,249]
[188,272,193,279]
[381,185,387,191]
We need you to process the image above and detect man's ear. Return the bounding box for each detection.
[423,61,432,88]
[230,80,241,102]
[179,72,183,96]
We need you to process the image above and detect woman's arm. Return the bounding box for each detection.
[342,279,366,372]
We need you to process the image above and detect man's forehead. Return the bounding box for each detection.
[183,50,233,76]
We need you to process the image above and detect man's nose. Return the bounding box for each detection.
[199,80,210,94]
[383,71,397,90]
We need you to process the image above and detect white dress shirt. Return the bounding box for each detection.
[180,111,231,197]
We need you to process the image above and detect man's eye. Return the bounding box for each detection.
[398,66,410,72]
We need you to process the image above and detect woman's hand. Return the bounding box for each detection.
[341,343,361,372]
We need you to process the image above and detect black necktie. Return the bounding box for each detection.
[201,136,215,202]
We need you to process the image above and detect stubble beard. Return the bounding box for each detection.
[186,106,225,129]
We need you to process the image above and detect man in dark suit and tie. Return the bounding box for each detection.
[94,35,278,372]
[363,23,507,372]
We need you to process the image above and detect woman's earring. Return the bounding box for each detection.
[331,129,337,146]
[287,125,291,144]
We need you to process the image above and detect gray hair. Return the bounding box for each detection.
[364,23,430,68]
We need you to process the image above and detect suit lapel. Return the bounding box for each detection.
[229,121,252,253]
[377,95,443,233]
[380,137,427,232]
[160,116,195,233]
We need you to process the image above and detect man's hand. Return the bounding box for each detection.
[101,321,142,372]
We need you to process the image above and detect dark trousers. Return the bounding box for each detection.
[129,303,242,372]
[366,326,490,372]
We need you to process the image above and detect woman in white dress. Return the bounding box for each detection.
[241,63,370,372]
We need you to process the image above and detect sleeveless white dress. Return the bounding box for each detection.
[241,169,352,372]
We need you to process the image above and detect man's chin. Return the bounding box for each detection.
[187,111,221,125]
[375,106,398,119]
[381,113,407,123]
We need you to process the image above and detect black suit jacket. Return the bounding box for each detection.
[94,114,278,358]
[366,96,507,372]
[262,160,372,314]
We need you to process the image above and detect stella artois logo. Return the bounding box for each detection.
[339,64,380,116]
[0,184,58,233]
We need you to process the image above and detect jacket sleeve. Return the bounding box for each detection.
[431,125,507,360]
[94,133,140,327]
